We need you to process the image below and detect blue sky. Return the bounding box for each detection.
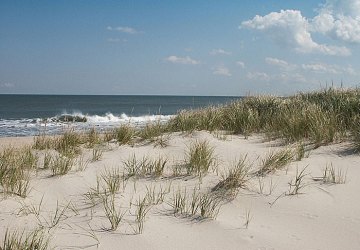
[1,0,359,95]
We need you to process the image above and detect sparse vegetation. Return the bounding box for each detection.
[287,166,308,195]
[169,187,222,220]
[113,124,136,145]
[184,140,216,176]
[134,196,152,234]
[257,148,294,176]
[91,148,103,162]
[102,194,126,231]
[50,155,74,176]
[0,228,50,250]
[0,146,37,197]
[322,163,347,184]
[212,156,251,199]
[123,154,168,179]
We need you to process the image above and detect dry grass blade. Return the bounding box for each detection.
[1,228,50,250]
[287,166,309,195]
[102,194,125,231]
[258,148,294,176]
[184,140,216,176]
[212,156,251,199]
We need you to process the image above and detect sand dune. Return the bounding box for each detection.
[0,131,359,249]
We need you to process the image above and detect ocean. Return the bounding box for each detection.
[0,95,240,137]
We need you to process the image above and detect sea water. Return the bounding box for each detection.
[0,95,240,137]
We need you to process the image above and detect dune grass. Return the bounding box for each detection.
[322,163,347,184]
[167,87,360,151]
[123,155,168,179]
[0,228,50,250]
[102,194,126,231]
[257,148,294,176]
[0,146,38,197]
[112,124,136,145]
[169,187,222,220]
[212,156,251,199]
[184,140,216,176]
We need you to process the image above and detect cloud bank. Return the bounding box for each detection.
[241,0,360,56]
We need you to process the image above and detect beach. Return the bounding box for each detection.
[1,130,359,249]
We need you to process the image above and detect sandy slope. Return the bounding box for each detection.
[0,132,359,250]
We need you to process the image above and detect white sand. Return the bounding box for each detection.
[0,131,359,249]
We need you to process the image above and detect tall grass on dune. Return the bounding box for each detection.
[351,115,360,152]
[167,87,360,150]
[113,124,136,145]
[212,156,251,199]
[0,146,38,197]
[184,140,216,176]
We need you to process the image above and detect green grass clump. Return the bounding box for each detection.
[1,228,50,250]
[100,168,122,195]
[257,148,294,176]
[184,140,216,176]
[123,155,167,179]
[102,194,125,231]
[50,155,74,176]
[322,164,347,184]
[0,147,37,197]
[114,124,136,145]
[138,121,166,142]
[33,134,54,150]
[212,156,251,198]
[169,187,221,220]
[54,130,82,157]
[85,128,102,148]
[351,115,360,153]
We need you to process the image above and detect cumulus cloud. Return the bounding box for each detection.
[210,49,232,55]
[265,57,298,71]
[241,9,351,56]
[165,56,200,65]
[236,61,246,68]
[107,26,139,34]
[311,0,360,43]
[213,65,232,76]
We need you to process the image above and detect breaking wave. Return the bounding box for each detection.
[0,112,174,137]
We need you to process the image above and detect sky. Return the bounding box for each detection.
[1,0,360,96]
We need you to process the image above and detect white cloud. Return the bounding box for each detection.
[213,65,232,76]
[247,72,270,81]
[241,9,351,56]
[311,0,360,43]
[210,49,232,55]
[165,56,200,65]
[302,62,356,75]
[0,82,15,88]
[107,26,139,34]
[236,61,245,68]
[265,57,297,71]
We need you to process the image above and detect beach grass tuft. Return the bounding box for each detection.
[184,140,216,176]
[212,156,251,199]
[257,148,294,176]
[1,228,50,250]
